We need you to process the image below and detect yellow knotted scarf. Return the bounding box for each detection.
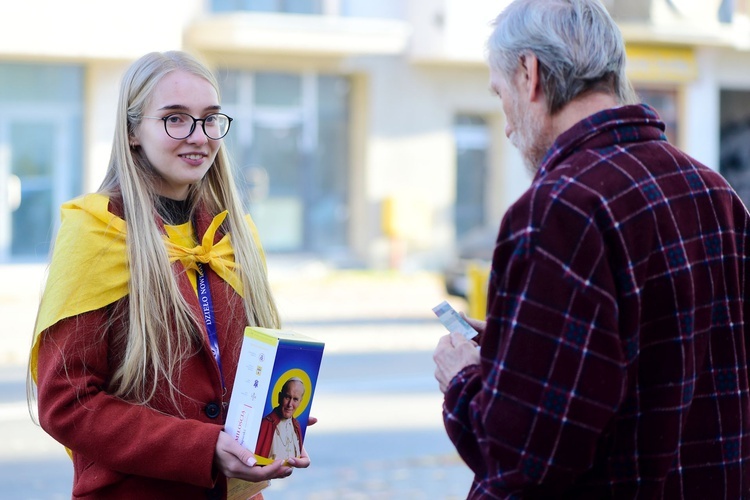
[30,193,257,382]
[165,209,242,294]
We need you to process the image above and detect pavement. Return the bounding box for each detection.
[2,257,463,363]
[0,258,477,499]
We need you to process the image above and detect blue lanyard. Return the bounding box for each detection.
[196,263,225,389]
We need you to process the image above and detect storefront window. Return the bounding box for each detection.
[0,63,82,262]
[219,71,350,253]
[211,0,321,14]
[719,89,750,206]
[454,115,488,239]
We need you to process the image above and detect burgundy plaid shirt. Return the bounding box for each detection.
[444,104,750,498]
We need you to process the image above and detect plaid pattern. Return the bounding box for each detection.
[444,104,750,498]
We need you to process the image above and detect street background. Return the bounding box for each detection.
[0,259,475,499]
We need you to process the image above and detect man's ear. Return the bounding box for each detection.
[519,53,542,103]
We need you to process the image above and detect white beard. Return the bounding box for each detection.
[507,92,552,175]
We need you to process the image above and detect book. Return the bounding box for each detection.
[226,478,270,500]
[225,327,325,464]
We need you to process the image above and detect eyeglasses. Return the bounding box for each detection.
[142,112,233,140]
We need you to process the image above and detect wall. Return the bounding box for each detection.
[0,0,201,60]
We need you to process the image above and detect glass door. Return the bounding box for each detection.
[0,62,82,262]
[220,70,350,253]
[0,110,77,261]
[454,115,489,238]
[248,113,306,250]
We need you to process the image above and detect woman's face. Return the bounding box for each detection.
[132,69,222,200]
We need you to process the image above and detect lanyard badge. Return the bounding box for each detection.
[196,263,225,388]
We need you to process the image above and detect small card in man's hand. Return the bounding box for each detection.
[432,300,478,340]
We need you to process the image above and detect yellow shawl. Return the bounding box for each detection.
[30,193,260,382]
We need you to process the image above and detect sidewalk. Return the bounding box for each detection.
[1,263,45,366]
[1,259,467,365]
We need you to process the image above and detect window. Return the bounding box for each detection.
[211,0,321,14]
[339,0,404,19]
[454,115,489,239]
[220,70,350,253]
[720,89,750,207]
[0,63,83,261]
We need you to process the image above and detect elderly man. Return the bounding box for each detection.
[433,0,750,498]
[255,377,305,460]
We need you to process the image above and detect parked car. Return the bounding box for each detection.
[443,225,497,299]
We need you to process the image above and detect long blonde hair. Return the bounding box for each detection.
[99,51,280,405]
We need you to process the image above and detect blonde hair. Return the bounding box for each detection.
[99,51,280,405]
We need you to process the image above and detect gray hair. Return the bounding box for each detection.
[487,0,637,114]
[282,377,306,395]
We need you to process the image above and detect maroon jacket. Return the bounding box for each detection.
[444,105,750,498]
[36,198,260,499]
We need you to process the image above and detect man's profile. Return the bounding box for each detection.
[254,377,305,460]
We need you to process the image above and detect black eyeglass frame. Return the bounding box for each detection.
[142,112,234,140]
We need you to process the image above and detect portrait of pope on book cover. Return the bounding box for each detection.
[255,376,307,460]
[225,327,324,464]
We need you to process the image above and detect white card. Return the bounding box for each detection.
[432,300,478,340]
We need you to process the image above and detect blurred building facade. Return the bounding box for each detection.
[1,0,750,270]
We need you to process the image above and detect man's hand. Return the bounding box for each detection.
[462,314,486,338]
[214,431,293,481]
[433,332,480,393]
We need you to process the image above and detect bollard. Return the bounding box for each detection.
[466,261,490,320]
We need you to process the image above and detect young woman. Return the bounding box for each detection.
[29,51,309,499]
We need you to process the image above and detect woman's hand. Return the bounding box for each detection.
[286,445,311,469]
[214,431,293,481]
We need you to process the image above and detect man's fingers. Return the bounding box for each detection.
[434,334,453,353]
[450,331,469,345]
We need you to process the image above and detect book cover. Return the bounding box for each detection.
[225,326,325,464]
